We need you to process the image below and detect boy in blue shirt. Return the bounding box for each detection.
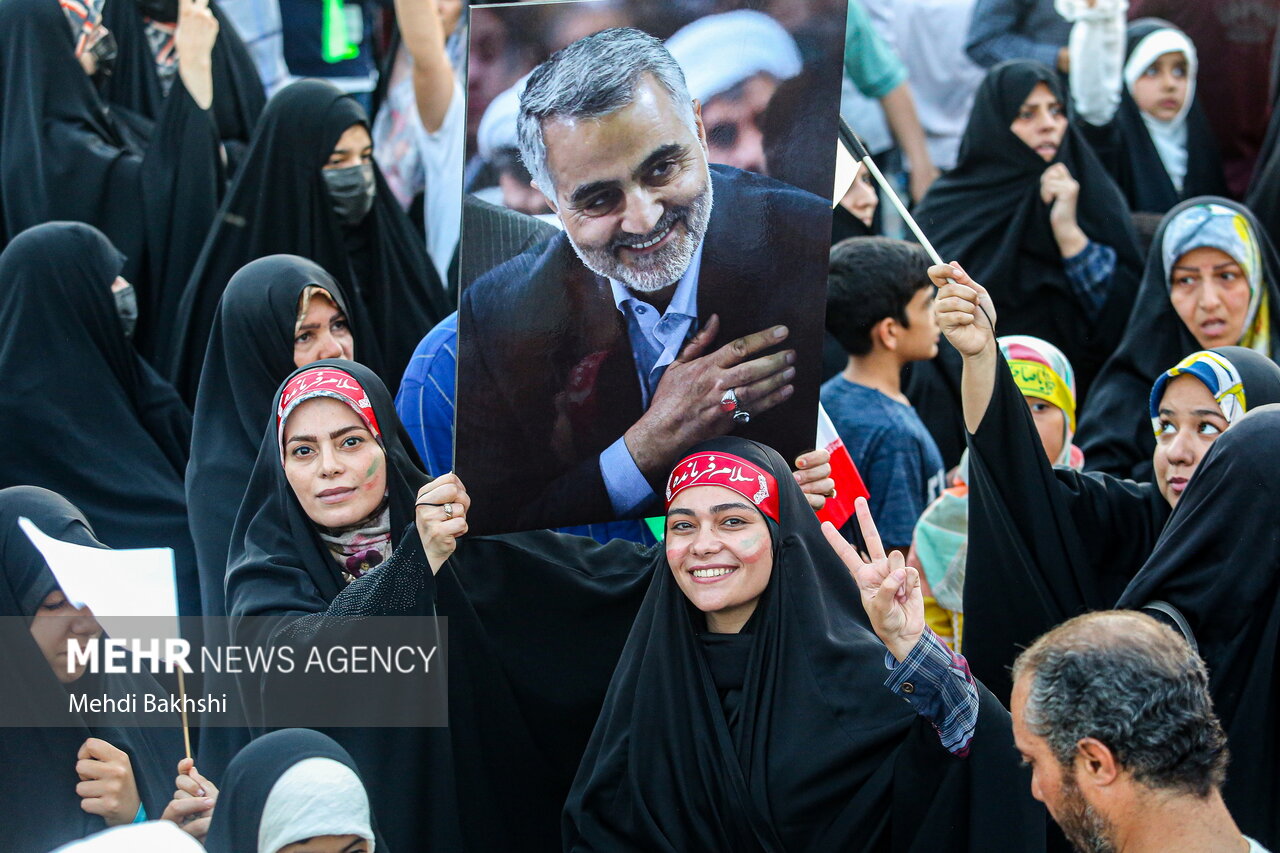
[821,237,945,554]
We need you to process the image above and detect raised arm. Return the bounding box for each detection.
[394,0,458,133]
[929,262,998,435]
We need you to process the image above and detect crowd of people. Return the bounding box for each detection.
[1,0,1279,850]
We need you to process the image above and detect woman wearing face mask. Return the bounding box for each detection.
[0,487,187,851]
[910,334,1084,651]
[1062,4,1226,215]
[101,0,265,173]
[0,0,223,363]
[0,223,200,625]
[931,260,1280,704]
[914,60,1143,402]
[203,729,379,853]
[1116,406,1280,849]
[564,438,1046,850]
[1077,197,1280,480]
[185,256,373,780]
[167,79,449,403]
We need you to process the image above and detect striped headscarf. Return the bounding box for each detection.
[1148,350,1247,432]
[1162,202,1272,353]
[59,0,106,57]
[998,335,1080,467]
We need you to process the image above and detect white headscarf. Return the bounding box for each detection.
[665,10,802,105]
[257,757,375,853]
[477,73,530,162]
[1123,27,1197,192]
[50,821,205,852]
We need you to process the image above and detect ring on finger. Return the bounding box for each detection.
[444,502,454,520]
[719,388,752,425]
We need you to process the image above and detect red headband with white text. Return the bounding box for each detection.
[665,451,780,522]
[276,367,381,460]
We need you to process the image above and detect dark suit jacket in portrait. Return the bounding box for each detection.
[457,165,830,534]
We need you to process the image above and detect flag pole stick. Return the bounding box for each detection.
[176,666,192,761]
[840,119,994,330]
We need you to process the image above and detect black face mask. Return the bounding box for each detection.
[322,162,377,227]
[134,0,179,22]
[89,28,118,80]
[114,283,138,341]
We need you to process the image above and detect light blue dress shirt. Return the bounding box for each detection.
[598,241,705,515]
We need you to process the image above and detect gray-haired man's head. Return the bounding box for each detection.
[1011,611,1229,853]
[515,28,713,293]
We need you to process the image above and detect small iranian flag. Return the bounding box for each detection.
[815,404,868,530]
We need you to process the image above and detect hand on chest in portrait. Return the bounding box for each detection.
[456,167,829,532]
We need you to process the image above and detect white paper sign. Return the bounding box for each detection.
[18,517,179,644]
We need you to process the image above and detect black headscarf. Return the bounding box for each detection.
[1117,406,1280,849]
[167,79,448,402]
[186,256,371,779]
[1077,19,1226,215]
[204,728,382,853]
[226,359,660,852]
[0,223,199,621]
[99,0,265,172]
[962,345,1280,704]
[0,486,184,853]
[0,0,222,361]
[1076,196,1280,479]
[564,436,1046,852]
[914,60,1143,396]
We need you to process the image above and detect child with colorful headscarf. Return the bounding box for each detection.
[912,335,1083,650]
[1060,2,1227,214]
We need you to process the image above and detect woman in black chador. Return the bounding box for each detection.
[167,80,448,402]
[564,437,1045,851]
[0,487,184,851]
[915,60,1143,400]
[0,223,199,623]
[0,0,223,361]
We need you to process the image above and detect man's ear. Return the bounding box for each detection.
[692,99,709,154]
[529,180,559,215]
[1074,738,1121,788]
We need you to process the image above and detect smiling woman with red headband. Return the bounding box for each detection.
[564,437,1044,851]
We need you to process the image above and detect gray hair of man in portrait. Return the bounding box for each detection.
[515,27,698,195]
[1013,610,1229,797]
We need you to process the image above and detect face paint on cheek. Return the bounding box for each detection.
[363,455,381,488]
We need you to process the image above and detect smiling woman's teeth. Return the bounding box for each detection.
[693,567,734,578]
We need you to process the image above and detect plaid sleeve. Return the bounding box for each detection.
[883,629,979,756]
[1062,241,1117,321]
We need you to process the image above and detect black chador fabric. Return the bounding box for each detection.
[204,728,383,853]
[1077,19,1226,216]
[1117,407,1280,849]
[185,256,374,779]
[0,224,200,623]
[966,346,1280,705]
[226,360,655,852]
[1248,49,1280,255]
[564,436,1046,852]
[914,60,1142,397]
[0,0,222,361]
[100,0,265,173]
[1076,197,1280,480]
[167,79,448,402]
[0,487,184,853]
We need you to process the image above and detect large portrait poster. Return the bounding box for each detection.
[455,0,847,535]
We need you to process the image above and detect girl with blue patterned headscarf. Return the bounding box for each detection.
[1078,197,1280,480]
